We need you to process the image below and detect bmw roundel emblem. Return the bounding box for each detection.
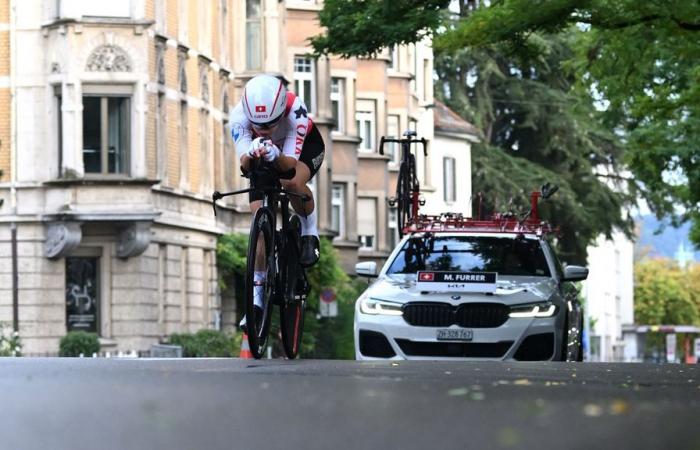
[451,295,461,300]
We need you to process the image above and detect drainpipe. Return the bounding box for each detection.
[9,0,18,332]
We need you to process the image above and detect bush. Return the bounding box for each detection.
[59,331,100,357]
[0,325,21,357]
[169,329,239,357]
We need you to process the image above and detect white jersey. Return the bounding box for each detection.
[229,91,313,160]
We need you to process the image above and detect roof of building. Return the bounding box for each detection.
[433,100,480,138]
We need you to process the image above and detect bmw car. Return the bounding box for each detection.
[354,231,588,361]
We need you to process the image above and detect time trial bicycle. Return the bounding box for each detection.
[212,160,309,359]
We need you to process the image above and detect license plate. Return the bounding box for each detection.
[436,329,473,341]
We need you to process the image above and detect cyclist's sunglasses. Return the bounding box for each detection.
[251,114,283,130]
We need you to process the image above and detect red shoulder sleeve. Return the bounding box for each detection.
[284,92,296,117]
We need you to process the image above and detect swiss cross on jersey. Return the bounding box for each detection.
[255,105,266,113]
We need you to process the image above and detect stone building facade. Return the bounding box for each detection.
[0,0,477,355]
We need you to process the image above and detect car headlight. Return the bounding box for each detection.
[509,302,557,318]
[359,297,403,316]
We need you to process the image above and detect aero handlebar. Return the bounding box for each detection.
[379,136,428,157]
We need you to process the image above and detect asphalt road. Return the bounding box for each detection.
[2,358,699,450]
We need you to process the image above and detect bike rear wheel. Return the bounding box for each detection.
[396,156,414,237]
[280,214,306,359]
[245,208,275,359]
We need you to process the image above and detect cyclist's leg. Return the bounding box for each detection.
[281,126,324,267]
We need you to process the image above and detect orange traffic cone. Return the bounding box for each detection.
[239,333,253,359]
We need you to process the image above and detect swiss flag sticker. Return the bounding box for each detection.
[255,105,266,112]
[419,272,435,281]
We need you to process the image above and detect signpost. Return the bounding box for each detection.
[319,288,337,318]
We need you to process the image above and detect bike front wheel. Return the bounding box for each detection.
[245,208,275,359]
[279,214,306,359]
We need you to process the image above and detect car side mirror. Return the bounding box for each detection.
[355,261,378,278]
[563,265,588,282]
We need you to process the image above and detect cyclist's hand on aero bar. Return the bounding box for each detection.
[248,137,267,158]
[249,137,280,162]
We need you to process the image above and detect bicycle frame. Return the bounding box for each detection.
[379,131,428,236]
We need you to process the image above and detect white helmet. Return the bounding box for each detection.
[243,74,287,127]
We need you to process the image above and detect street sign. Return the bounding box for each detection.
[319,288,337,317]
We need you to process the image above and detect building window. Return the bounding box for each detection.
[331,183,345,239]
[294,56,316,113]
[55,91,63,177]
[388,45,398,70]
[178,0,189,43]
[200,108,211,191]
[76,2,130,18]
[356,99,376,153]
[358,197,377,250]
[66,257,100,334]
[157,92,166,181]
[386,114,400,163]
[330,77,344,133]
[82,96,130,175]
[219,0,229,65]
[155,0,165,33]
[388,207,399,248]
[423,58,431,101]
[443,157,456,203]
[246,0,262,71]
[409,43,416,92]
[179,100,189,189]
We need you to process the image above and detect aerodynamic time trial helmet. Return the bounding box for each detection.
[242,74,287,128]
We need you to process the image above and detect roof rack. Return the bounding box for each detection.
[403,190,557,237]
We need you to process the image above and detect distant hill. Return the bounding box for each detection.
[635,215,699,261]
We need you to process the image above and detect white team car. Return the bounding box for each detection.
[353,230,588,361]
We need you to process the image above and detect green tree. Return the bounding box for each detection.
[303,237,365,359]
[436,30,634,263]
[312,0,700,249]
[634,259,698,325]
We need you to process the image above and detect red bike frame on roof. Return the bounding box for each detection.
[403,184,559,237]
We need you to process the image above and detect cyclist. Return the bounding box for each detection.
[229,74,324,324]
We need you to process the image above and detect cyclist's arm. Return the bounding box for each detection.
[230,103,254,166]
[281,96,310,161]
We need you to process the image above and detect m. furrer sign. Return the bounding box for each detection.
[416,271,498,293]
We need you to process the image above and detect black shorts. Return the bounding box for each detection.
[248,125,325,202]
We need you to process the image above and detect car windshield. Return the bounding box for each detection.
[386,235,551,277]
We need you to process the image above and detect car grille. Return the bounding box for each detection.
[395,339,513,358]
[402,302,509,328]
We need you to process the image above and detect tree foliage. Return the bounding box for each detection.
[634,259,699,325]
[436,32,634,263]
[312,0,700,248]
[303,237,366,359]
[310,0,449,58]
